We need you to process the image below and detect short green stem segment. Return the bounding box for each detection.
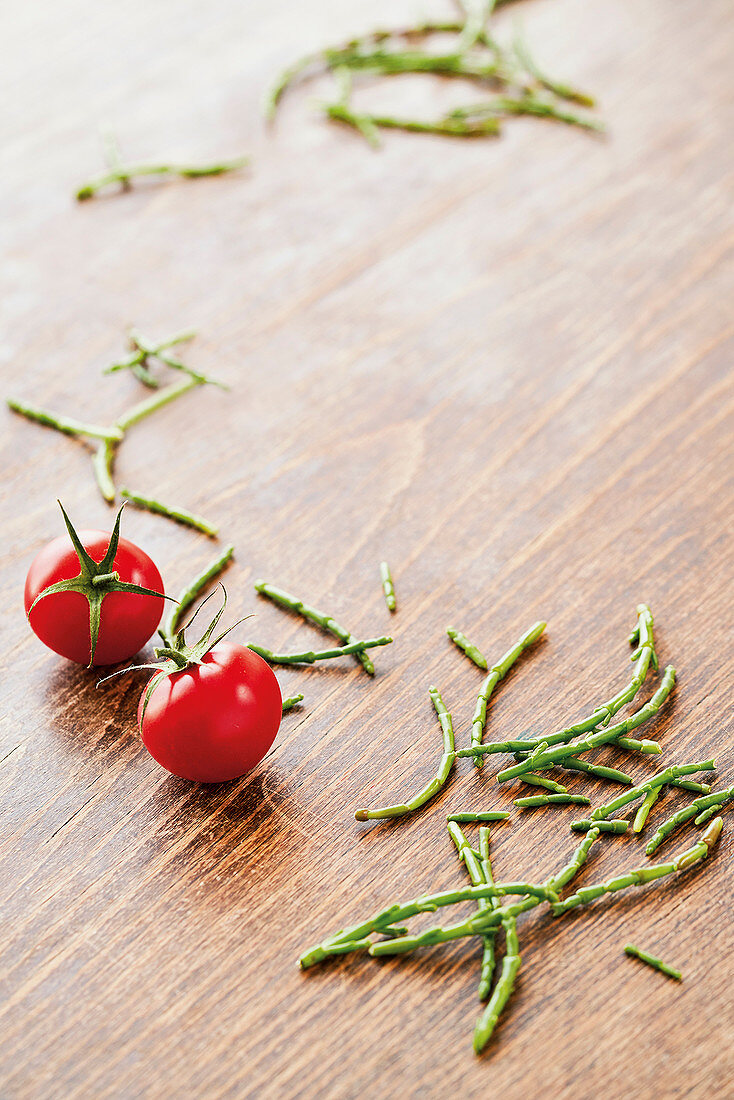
[379,561,396,612]
[585,760,717,824]
[92,572,120,586]
[514,794,590,809]
[446,627,487,669]
[120,488,219,538]
[446,812,510,824]
[570,819,629,835]
[624,944,682,982]
[282,694,304,714]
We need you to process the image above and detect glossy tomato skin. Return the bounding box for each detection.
[24,530,165,666]
[139,642,283,783]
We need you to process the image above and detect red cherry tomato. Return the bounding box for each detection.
[25,529,164,666]
[139,642,282,783]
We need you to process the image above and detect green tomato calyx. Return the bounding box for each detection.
[28,500,170,666]
[99,587,250,720]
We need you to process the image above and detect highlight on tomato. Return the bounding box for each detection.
[112,590,282,783]
[25,501,167,667]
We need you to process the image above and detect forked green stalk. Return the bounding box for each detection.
[624,944,682,981]
[163,543,235,643]
[582,761,717,825]
[249,636,392,666]
[339,820,721,962]
[495,666,675,783]
[446,626,487,669]
[267,4,601,148]
[255,579,376,676]
[379,561,396,612]
[76,155,249,200]
[473,915,521,1053]
[298,879,557,969]
[368,896,540,959]
[354,685,454,821]
[120,488,218,538]
[447,822,498,1001]
[467,605,658,766]
[470,620,546,769]
[452,93,602,131]
[90,375,207,503]
[265,18,505,118]
[282,694,304,714]
[103,328,197,388]
[645,787,734,855]
[7,398,122,442]
[553,822,723,915]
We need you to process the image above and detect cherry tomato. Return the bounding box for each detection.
[25,526,165,666]
[139,642,282,783]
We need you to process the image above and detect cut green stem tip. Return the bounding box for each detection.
[624,944,682,981]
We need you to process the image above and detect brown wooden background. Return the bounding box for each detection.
[1,0,733,1096]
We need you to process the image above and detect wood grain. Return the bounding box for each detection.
[1,0,733,1096]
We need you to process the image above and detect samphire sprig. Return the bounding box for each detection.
[458,604,658,766]
[470,620,546,769]
[76,131,248,200]
[298,823,723,980]
[254,579,377,676]
[162,543,235,645]
[354,685,454,821]
[103,328,226,390]
[266,1,601,145]
[447,822,499,1001]
[493,665,676,783]
[645,787,734,856]
[8,372,214,507]
[568,760,718,831]
[624,944,682,982]
[120,488,219,539]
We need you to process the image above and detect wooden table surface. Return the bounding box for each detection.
[2,0,733,1096]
